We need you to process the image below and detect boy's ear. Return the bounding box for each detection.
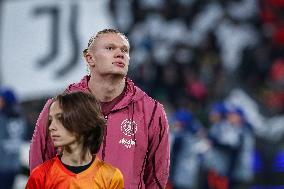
[77,135,84,143]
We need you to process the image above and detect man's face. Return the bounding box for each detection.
[88,33,130,77]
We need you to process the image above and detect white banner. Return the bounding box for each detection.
[1,0,113,101]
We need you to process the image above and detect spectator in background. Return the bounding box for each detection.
[203,102,228,189]
[26,92,124,189]
[260,0,284,51]
[227,106,255,188]
[208,102,227,125]
[206,104,255,189]
[264,58,284,114]
[169,109,207,189]
[0,87,26,189]
[29,28,170,189]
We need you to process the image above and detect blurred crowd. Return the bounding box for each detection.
[1,0,284,188]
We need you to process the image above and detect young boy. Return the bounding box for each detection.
[26,91,124,189]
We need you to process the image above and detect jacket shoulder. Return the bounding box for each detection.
[65,75,89,93]
[140,92,164,112]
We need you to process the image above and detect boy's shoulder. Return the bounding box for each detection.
[96,158,122,176]
[31,157,57,177]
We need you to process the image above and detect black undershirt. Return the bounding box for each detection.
[60,156,95,174]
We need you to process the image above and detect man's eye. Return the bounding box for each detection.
[122,48,129,53]
[106,46,114,50]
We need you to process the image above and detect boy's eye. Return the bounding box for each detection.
[48,118,52,125]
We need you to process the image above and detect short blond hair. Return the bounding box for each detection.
[83,28,129,56]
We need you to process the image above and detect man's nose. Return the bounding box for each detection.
[115,49,124,59]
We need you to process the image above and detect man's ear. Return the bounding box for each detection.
[84,52,95,67]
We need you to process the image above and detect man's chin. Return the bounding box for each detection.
[104,72,127,78]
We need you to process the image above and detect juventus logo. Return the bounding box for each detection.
[33,3,80,78]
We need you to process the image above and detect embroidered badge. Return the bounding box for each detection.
[119,119,137,149]
[120,119,137,136]
[119,138,136,149]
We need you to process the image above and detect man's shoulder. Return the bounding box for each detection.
[139,91,163,108]
[65,75,89,93]
[130,82,154,103]
[130,81,164,107]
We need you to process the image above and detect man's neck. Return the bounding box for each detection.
[88,75,126,102]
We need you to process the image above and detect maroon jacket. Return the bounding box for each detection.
[29,76,170,189]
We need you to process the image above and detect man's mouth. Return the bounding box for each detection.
[112,61,125,68]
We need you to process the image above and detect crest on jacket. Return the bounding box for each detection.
[119,119,137,148]
[120,119,137,136]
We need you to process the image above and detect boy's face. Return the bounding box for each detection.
[48,101,77,148]
[87,33,130,77]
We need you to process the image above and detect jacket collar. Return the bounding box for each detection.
[65,75,145,111]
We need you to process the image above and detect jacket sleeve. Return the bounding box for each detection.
[144,102,170,188]
[29,99,56,172]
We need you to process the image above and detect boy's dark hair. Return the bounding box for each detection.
[50,91,106,155]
